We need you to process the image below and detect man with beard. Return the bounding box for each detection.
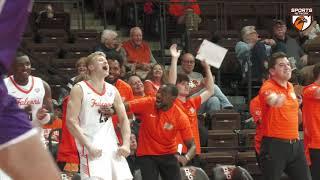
[125,84,196,180]
[258,52,311,180]
[106,54,134,144]
[4,53,54,144]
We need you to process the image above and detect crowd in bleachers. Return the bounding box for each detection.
[5,0,320,179]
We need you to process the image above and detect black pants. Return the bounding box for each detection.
[138,155,181,180]
[309,148,320,180]
[259,137,311,180]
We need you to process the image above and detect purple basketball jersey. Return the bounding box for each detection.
[0,0,34,148]
[0,0,31,72]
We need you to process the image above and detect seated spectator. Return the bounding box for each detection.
[300,20,320,45]
[144,63,167,96]
[67,57,88,89]
[95,29,126,77]
[178,53,233,113]
[35,4,54,28]
[168,0,201,25]
[122,27,157,80]
[126,132,139,176]
[128,75,147,98]
[235,26,273,82]
[272,20,308,70]
[43,99,63,146]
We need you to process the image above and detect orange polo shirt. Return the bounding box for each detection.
[112,79,134,144]
[128,97,193,156]
[259,79,299,139]
[57,96,79,164]
[144,80,160,97]
[249,95,263,154]
[175,96,201,154]
[168,0,201,17]
[122,40,152,64]
[303,83,320,149]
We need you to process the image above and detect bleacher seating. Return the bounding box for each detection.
[206,110,241,130]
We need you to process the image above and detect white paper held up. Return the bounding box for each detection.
[196,39,228,69]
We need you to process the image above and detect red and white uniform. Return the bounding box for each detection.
[76,81,132,180]
[4,75,46,142]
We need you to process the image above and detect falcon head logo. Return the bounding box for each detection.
[291,8,313,31]
[293,16,307,31]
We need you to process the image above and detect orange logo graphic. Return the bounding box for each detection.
[291,8,313,31]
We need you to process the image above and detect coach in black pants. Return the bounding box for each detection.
[258,52,311,180]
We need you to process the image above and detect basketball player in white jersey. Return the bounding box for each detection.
[4,52,54,143]
[67,51,132,180]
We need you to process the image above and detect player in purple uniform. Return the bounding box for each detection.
[0,1,60,179]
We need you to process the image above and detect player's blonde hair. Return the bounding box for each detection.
[86,51,106,67]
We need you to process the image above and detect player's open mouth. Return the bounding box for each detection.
[103,66,108,70]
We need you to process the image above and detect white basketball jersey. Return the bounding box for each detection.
[4,75,45,126]
[77,81,132,180]
[77,81,117,142]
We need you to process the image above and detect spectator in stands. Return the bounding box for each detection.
[144,63,167,96]
[272,20,308,70]
[126,132,139,177]
[122,27,157,80]
[128,75,146,98]
[35,4,54,26]
[302,63,320,180]
[43,99,63,146]
[235,26,273,82]
[178,53,233,113]
[68,57,88,89]
[168,44,214,167]
[125,84,196,180]
[299,20,320,45]
[168,0,201,25]
[95,29,126,67]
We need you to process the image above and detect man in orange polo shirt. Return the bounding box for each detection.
[302,63,320,180]
[249,95,263,166]
[105,54,134,144]
[126,84,196,180]
[122,27,157,79]
[259,52,311,180]
[167,44,214,167]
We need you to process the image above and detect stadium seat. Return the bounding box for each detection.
[207,130,238,148]
[212,165,254,180]
[60,43,95,59]
[206,110,241,130]
[236,151,261,177]
[200,151,236,177]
